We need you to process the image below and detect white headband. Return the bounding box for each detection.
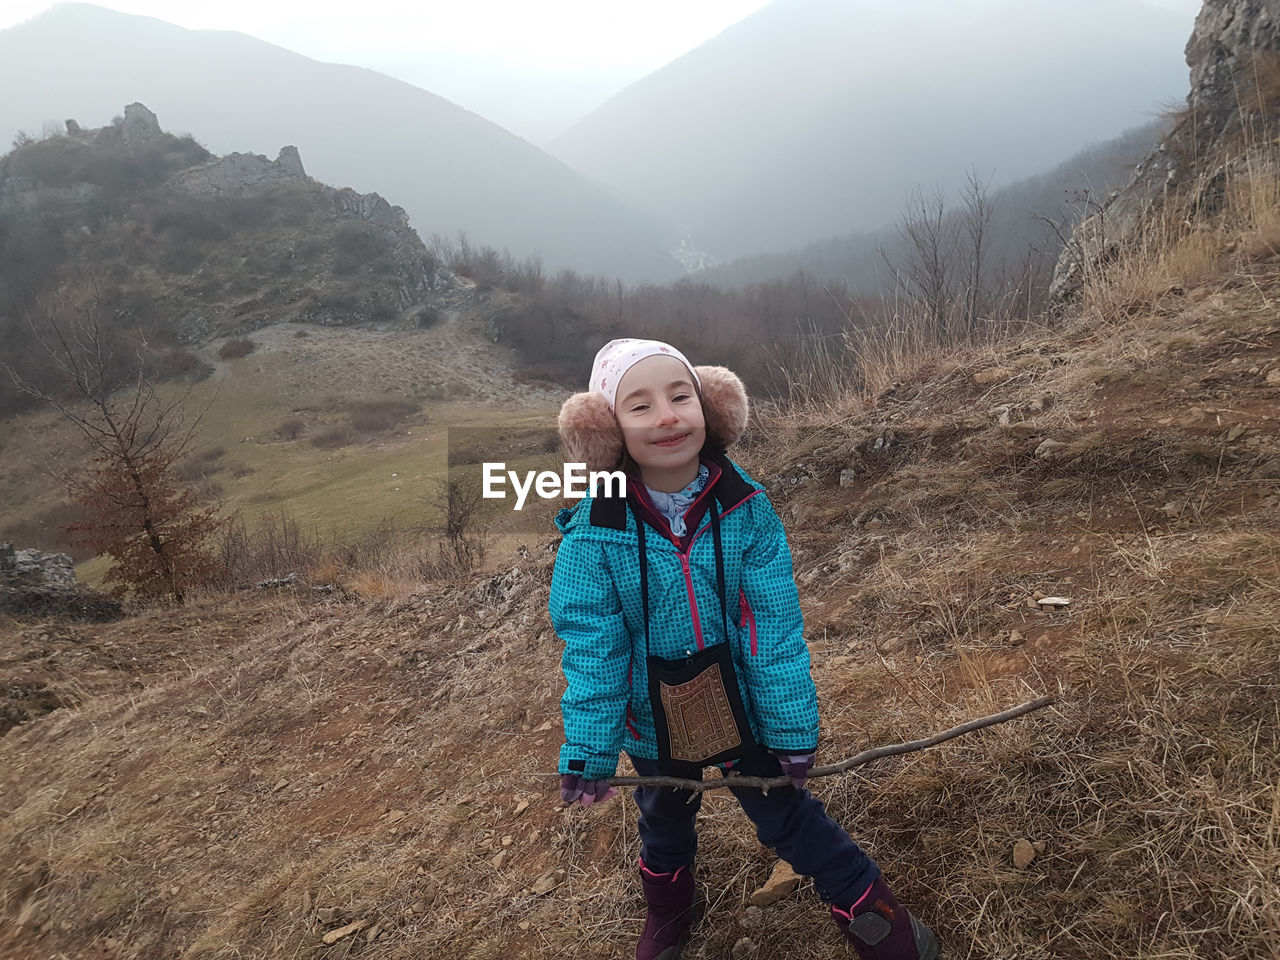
[588,339,700,413]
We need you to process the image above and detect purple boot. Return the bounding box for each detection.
[831,876,940,959]
[637,860,696,960]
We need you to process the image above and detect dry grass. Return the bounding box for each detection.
[1088,146,1280,324]
[3,139,1280,960]
[727,154,1280,959]
[6,318,1278,959]
[1230,152,1280,263]
[844,312,999,401]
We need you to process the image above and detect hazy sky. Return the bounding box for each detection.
[0,1,776,141]
[0,0,1206,142]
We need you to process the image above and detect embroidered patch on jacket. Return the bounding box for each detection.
[658,667,743,762]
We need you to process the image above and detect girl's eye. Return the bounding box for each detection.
[629,403,649,413]
[672,393,690,402]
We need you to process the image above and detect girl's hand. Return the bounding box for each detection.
[775,753,816,789]
[560,773,619,807]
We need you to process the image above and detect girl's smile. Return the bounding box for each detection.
[652,432,691,448]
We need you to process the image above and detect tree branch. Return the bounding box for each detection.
[604,696,1056,793]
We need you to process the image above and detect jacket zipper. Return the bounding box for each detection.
[679,553,705,651]
[676,487,763,655]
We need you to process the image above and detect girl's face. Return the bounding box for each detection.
[614,355,706,480]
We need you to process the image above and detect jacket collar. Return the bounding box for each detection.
[588,453,754,533]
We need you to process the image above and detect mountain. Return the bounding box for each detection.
[0,3,679,281]
[697,120,1169,290]
[550,0,1195,261]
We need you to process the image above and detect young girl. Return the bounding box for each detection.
[550,339,939,960]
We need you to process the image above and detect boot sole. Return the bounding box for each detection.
[915,919,941,960]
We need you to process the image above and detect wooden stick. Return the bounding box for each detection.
[605,695,1056,792]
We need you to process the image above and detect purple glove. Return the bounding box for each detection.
[775,753,815,789]
[560,773,618,807]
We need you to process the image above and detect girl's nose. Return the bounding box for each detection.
[655,403,679,426]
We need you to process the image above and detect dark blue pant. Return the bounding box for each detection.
[628,750,880,907]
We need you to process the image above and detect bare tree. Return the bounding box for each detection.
[959,168,994,331]
[4,291,222,602]
[892,186,960,336]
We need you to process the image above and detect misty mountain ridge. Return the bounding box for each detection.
[0,3,679,282]
[552,0,1194,261]
[697,120,1170,291]
[2,1,1202,289]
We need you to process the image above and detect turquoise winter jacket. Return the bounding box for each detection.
[550,456,819,780]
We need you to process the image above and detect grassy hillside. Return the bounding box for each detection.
[0,312,564,586]
[0,111,570,577]
[1,155,1277,959]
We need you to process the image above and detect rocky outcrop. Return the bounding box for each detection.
[121,101,162,150]
[331,187,401,228]
[2,544,76,590]
[153,111,450,321]
[1186,0,1280,129]
[0,543,123,622]
[276,145,305,178]
[171,146,309,195]
[1052,0,1280,299]
[0,103,211,222]
[171,144,416,232]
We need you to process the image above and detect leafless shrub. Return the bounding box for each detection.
[212,511,326,587]
[174,461,212,483]
[432,478,486,574]
[310,425,353,449]
[173,446,227,484]
[347,398,420,433]
[151,347,212,381]
[218,337,256,360]
[273,418,305,441]
[413,306,443,328]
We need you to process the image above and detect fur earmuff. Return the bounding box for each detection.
[557,391,624,474]
[693,365,749,449]
[557,365,750,474]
